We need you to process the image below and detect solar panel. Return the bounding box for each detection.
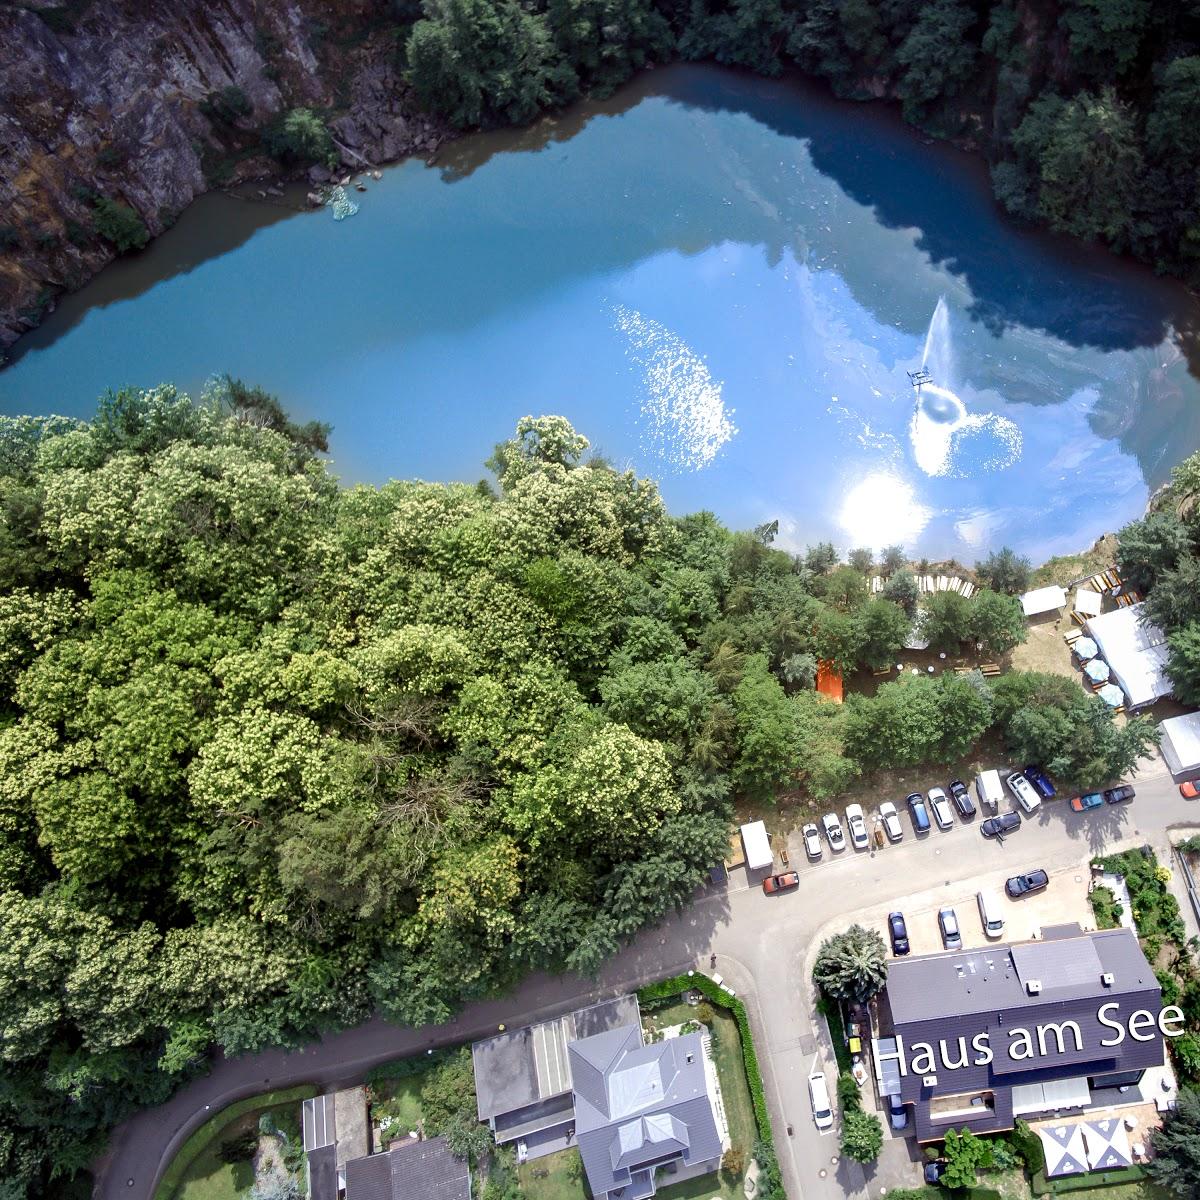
[1011,940,1102,989]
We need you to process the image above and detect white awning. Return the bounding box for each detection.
[1021,585,1067,617]
[1012,1075,1091,1116]
[1160,711,1200,777]
[1037,1122,1089,1177]
[1084,603,1172,708]
[1073,588,1103,618]
[1084,1117,1132,1170]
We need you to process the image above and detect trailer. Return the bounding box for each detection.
[739,820,773,871]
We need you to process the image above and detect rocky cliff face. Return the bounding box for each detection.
[0,0,439,352]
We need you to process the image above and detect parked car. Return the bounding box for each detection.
[1070,792,1104,812]
[802,823,823,860]
[879,801,904,843]
[808,1071,833,1130]
[948,779,976,819]
[924,1161,948,1185]
[763,871,800,894]
[1105,785,1136,805]
[822,812,846,852]
[888,911,910,955]
[1006,868,1050,898]
[1024,765,1056,799]
[887,1094,909,1131]
[938,906,962,950]
[981,811,1022,838]
[1006,771,1042,815]
[928,787,954,830]
[1181,781,1200,799]
[844,803,870,850]
[906,791,931,834]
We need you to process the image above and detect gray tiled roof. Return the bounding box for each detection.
[344,1137,470,1200]
[570,1027,722,1200]
[473,995,640,1121]
[885,928,1163,1115]
[307,1145,339,1200]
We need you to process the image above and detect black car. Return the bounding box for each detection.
[1105,784,1136,804]
[924,1161,948,1185]
[906,792,931,833]
[981,811,1022,838]
[887,1093,909,1130]
[1005,868,1050,898]
[888,911,910,955]
[948,779,976,818]
[1024,765,1056,799]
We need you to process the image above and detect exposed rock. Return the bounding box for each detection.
[0,0,448,353]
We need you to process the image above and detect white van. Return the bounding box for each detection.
[975,770,1003,814]
[977,889,1005,939]
[808,1070,834,1130]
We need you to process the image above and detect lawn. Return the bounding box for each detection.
[172,1100,302,1200]
[517,1149,587,1200]
[372,1073,426,1141]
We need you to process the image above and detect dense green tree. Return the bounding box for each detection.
[407,0,570,128]
[882,568,920,617]
[894,0,977,115]
[730,654,798,798]
[974,547,1031,595]
[1168,624,1200,708]
[941,1127,994,1188]
[1147,1086,1200,1195]
[919,590,973,654]
[262,108,337,167]
[853,598,911,671]
[841,1107,883,1162]
[91,197,149,253]
[970,589,1027,656]
[1117,511,1190,595]
[813,924,888,1002]
[546,0,673,97]
[1062,0,1151,80]
[793,690,858,798]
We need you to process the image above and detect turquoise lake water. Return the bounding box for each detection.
[4,65,1200,561]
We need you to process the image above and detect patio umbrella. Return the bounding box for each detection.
[1084,1118,1133,1170]
[1084,658,1111,684]
[1073,636,1098,661]
[1098,683,1125,708]
[1038,1124,1089,1177]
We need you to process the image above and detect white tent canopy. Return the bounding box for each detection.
[1084,1118,1133,1171]
[1074,588,1103,618]
[1037,1122,1089,1177]
[1161,711,1200,777]
[1021,585,1067,617]
[1084,602,1172,709]
[739,821,772,871]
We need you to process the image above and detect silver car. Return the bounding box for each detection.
[938,906,962,950]
[1006,771,1042,816]
[878,801,903,842]
[928,787,955,830]
[844,803,869,850]
[822,812,846,852]
[802,822,822,861]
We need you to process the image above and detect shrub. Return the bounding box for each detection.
[92,197,149,253]
[752,1140,785,1200]
[1088,885,1123,929]
[201,85,252,125]
[837,1071,862,1111]
[722,1146,745,1174]
[217,1130,258,1163]
[840,1107,883,1162]
[97,145,126,168]
[1011,1119,1045,1172]
[0,225,19,250]
[263,107,337,167]
[695,1002,715,1024]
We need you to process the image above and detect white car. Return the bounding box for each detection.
[878,801,903,843]
[822,812,846,852]
[808,1070,834,1130]
[802,823,823,861]
[1006,771,1042,816]
[844,803,869,850]
[928,787,955,831]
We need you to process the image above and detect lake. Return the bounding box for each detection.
[4,64,1200,562]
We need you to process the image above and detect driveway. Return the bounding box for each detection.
[95,761,1200,1200]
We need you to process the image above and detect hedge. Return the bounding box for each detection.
[365,1046,457,1085]
[817,994,852,1073]
[637,974,774,1148]
[153,1083,317,1200]
[1030,1165,1145,1195]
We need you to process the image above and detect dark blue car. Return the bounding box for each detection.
[1024,765,1056,799]
[906,791,931,833]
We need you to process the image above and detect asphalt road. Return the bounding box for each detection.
[95,761,1200,1200]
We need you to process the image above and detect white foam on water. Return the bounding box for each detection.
[612,304,737,472]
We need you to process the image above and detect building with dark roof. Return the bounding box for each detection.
[471,994,641,1159]
[875,924,1164,1142]
[569,1025,724,1200]
[344,1137,470,1200]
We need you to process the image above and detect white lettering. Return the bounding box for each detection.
[971,1031,993,1066]
[1037,1021,1083,1057]
[1098,1002,1126,1047]
[939,1037,970,1070]
[1007,1027,1035,1061]
[1128,1010,1157,1042]
[1160,1006,1187,1038]
[911,1042,937,1075]
[875,1036,908,1077]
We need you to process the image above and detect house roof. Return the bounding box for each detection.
[570,1027,722,1199]
[307,1145,339,1200]
[473,995,640,1121]
[344,1137,470,1200]
[884,927,1163,1106]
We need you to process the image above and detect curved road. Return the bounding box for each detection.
[97,762,1198,1200]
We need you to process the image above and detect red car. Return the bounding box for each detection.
[763,871,799,894]
[1181,781,1200,799]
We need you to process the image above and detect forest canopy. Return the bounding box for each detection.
[0,385,1150,1196]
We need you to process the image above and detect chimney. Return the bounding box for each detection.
[1026,980,1042,996]
[1101,972,1115,987]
